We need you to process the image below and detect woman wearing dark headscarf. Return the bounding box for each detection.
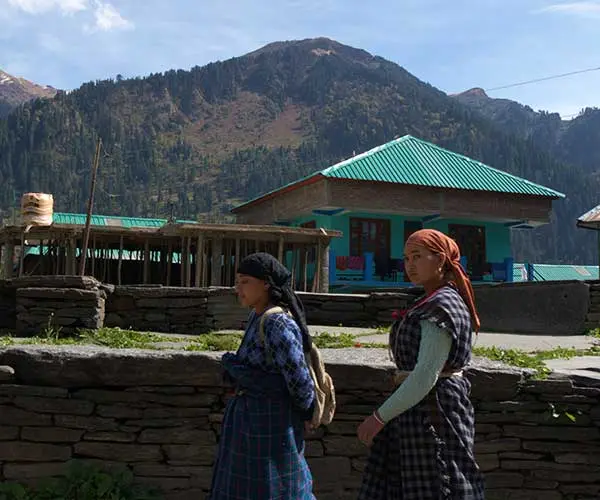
[209,253,316,500]
[357,229,484,499]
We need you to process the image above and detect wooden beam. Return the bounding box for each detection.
[180,236,185,287]
[202,240,208,287]
[195,234,204,287]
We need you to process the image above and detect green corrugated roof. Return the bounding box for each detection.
[52,212,196,228]
[513,263,599,282]
[320,136,564,197]
[233,135,564,211]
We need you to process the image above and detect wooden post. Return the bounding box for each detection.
[211,237,223,286]
[2,243,12,279]
[318,238,330,293]
[166,241,172,286]
[143,239,150,284]
[18,230,25,277]
[195,234,204,287]
[117,236,124,285]
[202,240,208,287]
[179,237,185,287]
[185,236,192,287]
[278,236,284,262]
[70,238,77,276]
[80,137,102,275]
[290,245,297,289]
[234,238,240,280]
[303,247,308,292]
[91,236,96,278]
[224,240,233,287]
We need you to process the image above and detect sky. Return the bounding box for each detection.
[1,0,599,119]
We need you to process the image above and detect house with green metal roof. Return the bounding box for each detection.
[232,135,565,288]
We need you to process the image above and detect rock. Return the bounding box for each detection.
[13,396,95,415]
[0,365,15,382]
[163,444,215,465]
[0,346,224,388]
[17,288,101,300]
[83,431,136,443]
[74,442,162,462]
[308,456,352,487]
[503,425,600,441]
[54,414,119,431]
[2,462,70,479]
[138,428,215,445]
[0,426,20,440]
[21,427,84,443]
[475,438,521,454]
[0,441,72,461]
[323,436,367,457]
[483,471,525,488]
[0,406,53,426]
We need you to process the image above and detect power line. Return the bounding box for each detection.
[484,65,600,92]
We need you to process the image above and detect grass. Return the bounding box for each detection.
[0,326,598,380]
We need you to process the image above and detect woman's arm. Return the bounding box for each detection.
[377,320,452,422]
[264,314,315,411]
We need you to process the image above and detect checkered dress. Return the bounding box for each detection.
[359,284,485,500]
[209,311,316,500]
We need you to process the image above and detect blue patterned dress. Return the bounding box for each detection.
[359,284,485,499]
[209,310,316,500]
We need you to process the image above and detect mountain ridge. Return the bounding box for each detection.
[0,38,598,264]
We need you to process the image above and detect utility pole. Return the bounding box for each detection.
[79,138,102,276]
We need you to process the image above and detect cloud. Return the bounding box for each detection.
[536,2,600,19]
[7,0,87,14]
[88,1,133,32]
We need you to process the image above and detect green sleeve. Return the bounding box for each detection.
[377,320,452,423]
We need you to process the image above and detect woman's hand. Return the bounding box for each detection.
[304,421,317,434]
[357,411,385,447]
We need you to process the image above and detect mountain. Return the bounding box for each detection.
[453,88,600,174]
[0,38,598,264]
[0,69,57,117]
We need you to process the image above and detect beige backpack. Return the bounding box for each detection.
[259,306,336,428]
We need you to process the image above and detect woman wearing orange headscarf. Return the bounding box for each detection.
[357,229,485,499]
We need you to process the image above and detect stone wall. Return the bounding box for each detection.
[0,346,598,499]
[105,286,248,334]
[0,276,595,336]
[12,276,108,336]
[585,281,600,331]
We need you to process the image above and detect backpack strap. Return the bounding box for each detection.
[258,306,288,364]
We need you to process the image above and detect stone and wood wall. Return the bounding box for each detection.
[0,347,598,499]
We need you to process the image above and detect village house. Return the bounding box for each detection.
[232,135,565,290]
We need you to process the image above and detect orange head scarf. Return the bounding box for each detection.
[405,229,481,332]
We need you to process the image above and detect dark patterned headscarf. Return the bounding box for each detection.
[237,252,312,352]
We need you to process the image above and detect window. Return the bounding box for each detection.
[349,218,391,258]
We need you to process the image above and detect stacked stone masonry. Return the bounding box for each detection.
[585,281,600,331]
[0,276,594,335]
[0,347,598,499]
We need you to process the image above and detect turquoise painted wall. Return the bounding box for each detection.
[290,213,512,263]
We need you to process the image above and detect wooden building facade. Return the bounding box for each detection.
[0,213,340,292]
